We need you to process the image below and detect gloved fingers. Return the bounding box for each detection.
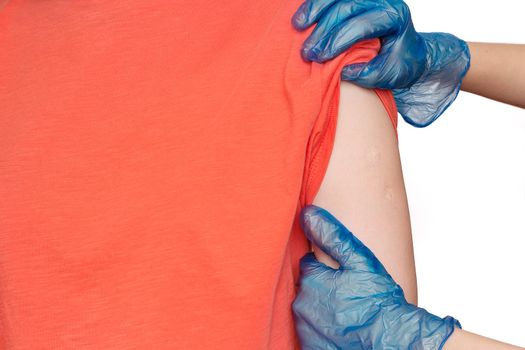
[341,52,400,89]
[300,205,385,272]
[302,9,400,62]
[341,62,367,83]
[299,0,376,61]
[292,0,382,31]
[291,0,340,30]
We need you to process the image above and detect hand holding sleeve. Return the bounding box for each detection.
[292,205,460,350]
[291,0,471,127]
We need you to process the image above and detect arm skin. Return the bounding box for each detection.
[462,42,525,109]
[444,329,525,350]
[311,81,418,304]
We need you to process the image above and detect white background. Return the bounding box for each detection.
[399,1,525,345]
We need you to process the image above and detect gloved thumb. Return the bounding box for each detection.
[300,205,386,272]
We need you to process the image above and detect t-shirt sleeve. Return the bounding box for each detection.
[299,38,399,207]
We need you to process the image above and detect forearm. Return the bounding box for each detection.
[444,329,524,350]
[461,42,525,108]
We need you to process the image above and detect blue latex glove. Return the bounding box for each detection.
[293,205,461,349]
[291,0,471,127]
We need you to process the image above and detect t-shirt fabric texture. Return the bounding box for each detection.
[0,1,397,349]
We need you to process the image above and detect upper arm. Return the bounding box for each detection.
[311,81,418,304]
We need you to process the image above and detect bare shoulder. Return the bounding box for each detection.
[337,80,398,150]
[317,81,402,208]
[312,81,418,304]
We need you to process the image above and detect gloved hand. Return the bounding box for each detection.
[293,204,460,349]
[291,0,471,127]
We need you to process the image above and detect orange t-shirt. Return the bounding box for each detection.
[0,1,397,349]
